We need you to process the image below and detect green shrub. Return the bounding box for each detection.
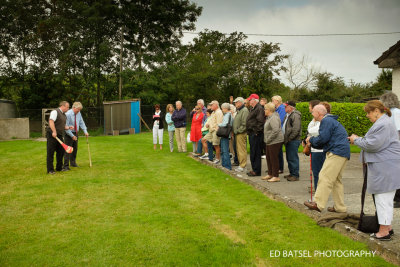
[296,102,372,139]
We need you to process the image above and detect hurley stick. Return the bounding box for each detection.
[54,136,73,154]
[86,136,92,167]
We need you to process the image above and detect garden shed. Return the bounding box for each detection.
[374,40,400,97]
[103,99,141,135]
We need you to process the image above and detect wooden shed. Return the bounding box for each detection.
[103,99,141,135]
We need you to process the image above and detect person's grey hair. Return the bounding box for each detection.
[264,102,275,112]
[59,101,68,107]
[229,104,236,113]
[197,99,204,106]
[254,99,259,103]
[176,100,182,105]
[72,102,83,109]
[314,104,327,116]
[221,103,230,110]
[380,92,400,109]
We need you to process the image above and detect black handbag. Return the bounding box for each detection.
[357,152,379,233]
[216,115,232,138]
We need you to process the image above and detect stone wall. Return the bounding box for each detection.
[393,67,400,98]
[0,118,30,140]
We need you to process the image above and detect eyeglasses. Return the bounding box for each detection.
[195,108,200,110]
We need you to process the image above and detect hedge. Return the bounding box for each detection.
[295,102,372,139]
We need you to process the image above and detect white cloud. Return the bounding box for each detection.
[184,0,400,85]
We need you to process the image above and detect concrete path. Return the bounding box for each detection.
[192,152,400,265]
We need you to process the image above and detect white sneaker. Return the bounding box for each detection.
[212,159,220,164]
[235,166,244,172]
[261,155,266,159]
[199,153,209,159]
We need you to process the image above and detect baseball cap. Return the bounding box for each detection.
[285,101,296,107]
[233,97,245,103]
[246,94,259,101]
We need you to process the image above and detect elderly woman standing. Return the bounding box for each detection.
[217,103,233,170]
[262,102,284,182]
[165,104,175,152]
[380,92,400,208]
[349,100,400,241]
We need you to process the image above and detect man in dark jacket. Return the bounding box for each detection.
[282,101,302,181]
[304,104,350,213]
[172,101,187,152]
[246,94,264,176]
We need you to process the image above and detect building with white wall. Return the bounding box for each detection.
[374,40,400,97]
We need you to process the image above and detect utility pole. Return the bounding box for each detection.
[119,27,124,100]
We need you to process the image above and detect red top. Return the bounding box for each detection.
[190,112,204,142]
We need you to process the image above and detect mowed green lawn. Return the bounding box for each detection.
[0,134,391,266]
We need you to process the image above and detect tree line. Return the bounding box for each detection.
[0,0,392,112]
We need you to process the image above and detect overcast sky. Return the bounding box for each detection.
[183,0,400,86]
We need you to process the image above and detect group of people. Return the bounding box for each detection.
[46,101,88,174]
[152,92,400,241]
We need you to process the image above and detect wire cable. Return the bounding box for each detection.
[183,31,400,37]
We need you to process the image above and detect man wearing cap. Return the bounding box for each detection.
[233,97,249,172]
[246,94,265,176]
[205,100,224,164]
[64,102,89,169]
[282,101,302,181]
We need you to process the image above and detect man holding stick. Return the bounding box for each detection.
[64,102,89,169]
[47,101,71,174]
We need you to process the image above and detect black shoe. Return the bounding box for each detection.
[61,167,70,171]
[70,163,79,167]
[389,229,394,236]
[284,174,291,178]
[370,233,392,241]
[48,171,56,175]
[232,162,239,166]
[247,171,259,177]
[394,201,400,208]
[287,176,299,181]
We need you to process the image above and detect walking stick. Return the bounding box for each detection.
[310,153,313,202]
[86,136,92,167]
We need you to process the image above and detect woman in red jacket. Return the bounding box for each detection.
[190,105,204,154]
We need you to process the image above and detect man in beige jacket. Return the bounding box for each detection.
[204,100,223,164]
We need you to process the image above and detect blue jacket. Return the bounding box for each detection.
[171,108,187,128]
[276,104,286,126]
[309,114,350,159]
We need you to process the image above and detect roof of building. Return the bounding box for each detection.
[374,40,400,68]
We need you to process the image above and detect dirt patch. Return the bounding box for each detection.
[212,220,246,245]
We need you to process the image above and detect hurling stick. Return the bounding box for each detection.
[86,136,92,167]
[54,136,74,154]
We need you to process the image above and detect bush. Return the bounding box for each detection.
[296,102,372,139]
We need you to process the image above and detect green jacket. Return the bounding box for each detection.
[233,105,249,134]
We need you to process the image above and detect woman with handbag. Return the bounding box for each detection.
[349,100,400,241]
[262,102,284,182]
[216,103,233,170]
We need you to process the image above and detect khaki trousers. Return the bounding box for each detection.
[175,127,187,152]
[236,132,247,168]
[315,152,348,212]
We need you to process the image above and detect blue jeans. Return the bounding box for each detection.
[197,139,203,154]
[207,141,214,161]
[311,151,326,190]
[279,146,284,171]
[285,140,300,178]
[220,137,231,170]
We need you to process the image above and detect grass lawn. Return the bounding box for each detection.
[0,133,390,266]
